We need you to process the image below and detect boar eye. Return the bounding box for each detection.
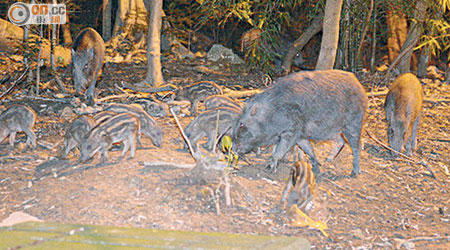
[240,123,245,128]
[84,64,89,69]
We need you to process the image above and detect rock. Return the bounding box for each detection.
[206,44,245,65]
[161,34,194,60]
[0,212,42,227]
[61,106,74,118]
[426,65,442,80]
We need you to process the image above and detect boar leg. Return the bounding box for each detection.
[99,147,108,163]
[8,131,16,150]
[296,139,321,175]
[23,127,36,150]
[85,79,97,105]
[267,133,297,173]
[343,129,362,177]
[205,131,218,151]
[129,136,136,159]
[406,115,420,156]
[61,139,75,159]
[190,100,200,116]
[187,131,205,151]
[326,135,346,162]
[120,140,131,161]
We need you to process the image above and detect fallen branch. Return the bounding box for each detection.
[366,91,450,103]
[142,161,195,169]
[223,89,262,99]
[0,65,29,100]
[121,83,177,93]
[429,138,450,143]
[20,95,71,103]
[365,130,436,178]
[170,108,196,158]
[394,235,450,250]
[367,90,388,97]
[53,74,66,93]
[212,110,220,153]
[206,186,221,215]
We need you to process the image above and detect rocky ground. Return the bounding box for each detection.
[0,56,449,249]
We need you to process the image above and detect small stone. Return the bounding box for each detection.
[403,241,415,249]
[61,106,74,118]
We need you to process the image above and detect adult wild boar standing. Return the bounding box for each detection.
[384,73,423,156]
[233,70,368,177]
[72,27,105,105]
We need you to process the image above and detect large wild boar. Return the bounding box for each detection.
[72,27,105,105]
[232,70,368,177]
[384,73,423,156]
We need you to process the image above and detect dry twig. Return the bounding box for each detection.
[0,65,29,100]
[394,235,450,250]
[170,108,196,158]
[365,130,436,178]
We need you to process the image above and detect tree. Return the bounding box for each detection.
[102,0,112,41]
[281,13,323,74]
[143,0,164,86]
[396,0,427,73]
[316,0,344,70]
[112,0,147,37]
[386,6,407,64]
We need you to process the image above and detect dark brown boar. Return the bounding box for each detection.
[72,27,105,105]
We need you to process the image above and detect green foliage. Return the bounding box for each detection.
[417,0,450,59]
[199,0,309,75]
[221,135,238,174]
[165,0,318,75]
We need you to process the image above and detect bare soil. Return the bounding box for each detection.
[1,58,449,249]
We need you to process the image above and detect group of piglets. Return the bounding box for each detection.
[62,103,162,163]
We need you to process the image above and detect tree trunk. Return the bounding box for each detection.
[396,0,427,73]
[103,0,112,41]
[370,0,377,72]
[112,0,148,37]
[51,0,57,71]
[143,0,163,86]
[417,46,429,77]
[316,0,344,70]
[61,8,72,46]
[281,13,322,74]
[386,9,407,64]
[356,0,374,66]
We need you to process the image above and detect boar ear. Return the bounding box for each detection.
[250,104,258,116]
[87,48,95,58]
[100,131,112,143]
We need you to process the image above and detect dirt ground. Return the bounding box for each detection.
[0,58,449,249]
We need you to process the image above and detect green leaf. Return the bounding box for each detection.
[221,136,232,152]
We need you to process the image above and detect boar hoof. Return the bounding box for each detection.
[265,159,278,173]
[312,165,321,176]
[350,170,359,178]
